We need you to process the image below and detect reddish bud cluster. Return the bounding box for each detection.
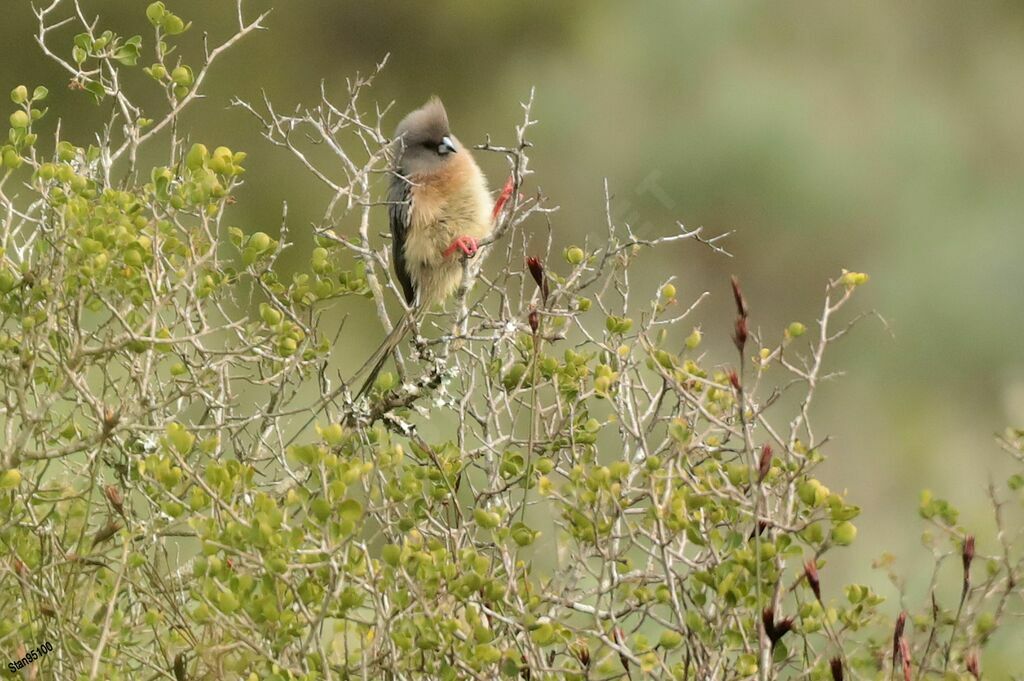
[804,560,821,602]
[528,307,540,335]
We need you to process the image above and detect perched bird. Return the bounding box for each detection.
[353,97,493,397]
[389,96,493,307]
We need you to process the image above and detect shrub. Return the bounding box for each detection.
[0,3,1020,680]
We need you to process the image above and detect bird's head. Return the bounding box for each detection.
[393,96,460,176]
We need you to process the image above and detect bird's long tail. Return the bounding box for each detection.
[351,311,417,400]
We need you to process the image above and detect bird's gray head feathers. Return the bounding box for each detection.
[393,97,459,175]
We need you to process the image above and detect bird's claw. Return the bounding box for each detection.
[443,235,479,259]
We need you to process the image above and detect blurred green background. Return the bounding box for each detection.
[4,0,1023,666]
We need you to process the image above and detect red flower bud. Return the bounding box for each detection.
[804,560,821,602]
[528,308,539,335]
[757,444,773,483]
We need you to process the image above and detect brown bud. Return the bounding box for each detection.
[762,607,794,650]
[899,637,911,681]
[528,307,539,335]
[757,444,773,483]
[173,652,188,681]
[892,610,907,663]
[749,520,769,540]
[962,535,975,588]
[13,558,28,578]
[965,650,980,679]
[733,316,748,353]
[804,560,821,602]
[728,369,741,392]
[730,275,748,318]
[526,256,549,306]
[572,640,591,669]
[102,407,120,435]
[104,484,124,514]
[91,520,121,548]
[829,657,844,681]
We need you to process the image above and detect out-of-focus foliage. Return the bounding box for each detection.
[2,2,1023,679]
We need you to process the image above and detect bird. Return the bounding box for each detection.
[389,96,493,307]
[352,97,494,399]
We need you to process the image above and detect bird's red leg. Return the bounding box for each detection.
[492,175,516,221]
[443,235,479,258]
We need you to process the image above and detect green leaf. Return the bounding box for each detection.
[83,81,106,104]
[339,498,363,523]
[114,45,139,66]
[146,2,166,26]
[8,111,29,129]
[73,33,93,51]
[161,13,187,35]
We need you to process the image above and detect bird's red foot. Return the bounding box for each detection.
[443,235,479,258]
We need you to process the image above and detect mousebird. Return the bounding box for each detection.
[352,97,494,398]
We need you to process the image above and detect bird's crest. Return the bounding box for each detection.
[395,96,451,144]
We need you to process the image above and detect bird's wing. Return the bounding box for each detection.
[389,175,416,305]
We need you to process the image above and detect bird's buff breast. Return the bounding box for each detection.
[404,157,492,305]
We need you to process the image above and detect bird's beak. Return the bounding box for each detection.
[438,135,457,155]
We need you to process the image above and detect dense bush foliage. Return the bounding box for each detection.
[1,3,1021,680]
